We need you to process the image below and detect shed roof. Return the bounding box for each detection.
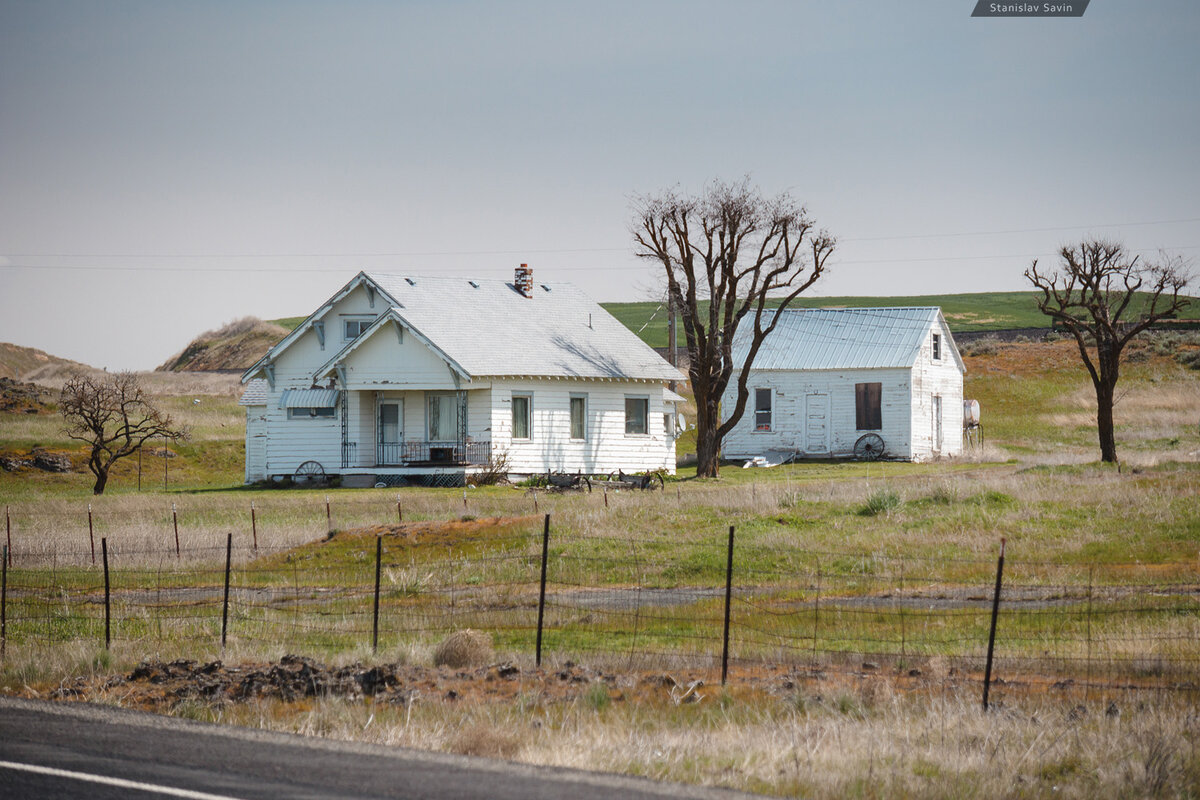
[733,307,962,371]
[308,273,684,382]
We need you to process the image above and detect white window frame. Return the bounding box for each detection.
[624,395,649,436]
[754,387,773,432]
[932,332,941,361]
[569,394,587,441]
[511,393,533,441]
[287,406,336,420]
[426,392,460,441]
[343,316,373,341]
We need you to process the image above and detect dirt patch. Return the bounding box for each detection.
[326,515,540,549]
[28,653,1188,716]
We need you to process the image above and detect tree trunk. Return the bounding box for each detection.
[1094,379,1118,464]
[694,394,722,478]
[92,469,109,495]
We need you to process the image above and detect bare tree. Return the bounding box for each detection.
[60,372,186,494]
[633,178,836,477]
[1026,240,1191,463]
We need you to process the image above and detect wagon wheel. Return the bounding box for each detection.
[853,434,885,461]
[640,471,665,491]
[576,474,592,493]
[295,460,326,482]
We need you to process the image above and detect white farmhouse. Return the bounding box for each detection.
[240,267,685,485]
[721,307,965,462]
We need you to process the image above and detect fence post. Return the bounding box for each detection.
[88,504,95,566]
[2,544,7,660]
[463,489,468,511]
[5,505,11,567]
[172,503,180,559]
[982,537,1006,712]
[812,559,821,666]
[721,525,735,686]
[102,537,110,650]
[372,535,382,654]
[899,559,907,659]
[325,496,332,532]
[221,533,232,650]
[532,489,538,514]
[250,502,258,553]
[396,497,402,524]
[535,514,550,668]
[1085,565,1094,704]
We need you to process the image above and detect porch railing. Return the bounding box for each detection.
[375,440,491,466]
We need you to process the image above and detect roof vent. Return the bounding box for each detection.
[405,277,416,286]
[515,264,533,297]
[468,280,479,288]
[540,284,551,292]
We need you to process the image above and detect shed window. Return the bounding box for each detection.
[754,388,772,431]
[512,395,531,440]
[625,397,649,435]
[569,395,587,440]
[855,382,882,431]
[932,333,941,361]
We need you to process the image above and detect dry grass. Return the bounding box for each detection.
[433,630,494,668]
[166,677,1199,799]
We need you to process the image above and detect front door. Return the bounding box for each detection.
[378,400,403,465]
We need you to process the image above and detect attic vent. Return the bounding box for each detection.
[468,280,479,288]
[540,284,551,292]
[405,278,416,286]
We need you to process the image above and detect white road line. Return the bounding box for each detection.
[0,759,248,800]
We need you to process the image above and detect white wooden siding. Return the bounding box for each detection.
[489,379,675,475]
[909,315,964,458]
[723,368,914,460]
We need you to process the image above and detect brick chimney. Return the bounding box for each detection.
[515,263,533,297]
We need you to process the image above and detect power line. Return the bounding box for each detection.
[3,215,1197,260]
[2,243,1196,274]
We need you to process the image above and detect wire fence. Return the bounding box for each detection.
[2,510,1197,700]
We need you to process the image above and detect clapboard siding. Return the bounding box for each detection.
[489,379,675,475]
[722,368,913,459]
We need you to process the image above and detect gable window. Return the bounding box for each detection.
[569,395,587,440]
[344,317,372,341]
[512,394,532,440]
[932,332,941,361]
[625,396,648,435]
[754,388,773,431]
[855,382,882,431]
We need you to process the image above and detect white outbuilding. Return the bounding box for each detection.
[240,267,685,486]
[721,307,965,462]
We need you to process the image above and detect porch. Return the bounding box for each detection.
[338,387,491,470]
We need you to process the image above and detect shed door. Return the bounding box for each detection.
[932,395,943,454]
[804,393,830,454]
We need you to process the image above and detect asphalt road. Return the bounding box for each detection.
[0,697,759,800]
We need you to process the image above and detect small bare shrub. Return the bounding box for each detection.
[433,629,493,668]
[448,722,524,759]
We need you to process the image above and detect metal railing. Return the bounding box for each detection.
[375,440,491,466]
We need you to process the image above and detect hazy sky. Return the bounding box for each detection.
[2,1,1197,370]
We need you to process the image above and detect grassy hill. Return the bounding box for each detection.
[157,317,291,372]
[0,342,93,382]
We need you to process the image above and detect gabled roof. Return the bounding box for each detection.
[733,307,964,372]
[245,272,684,383]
